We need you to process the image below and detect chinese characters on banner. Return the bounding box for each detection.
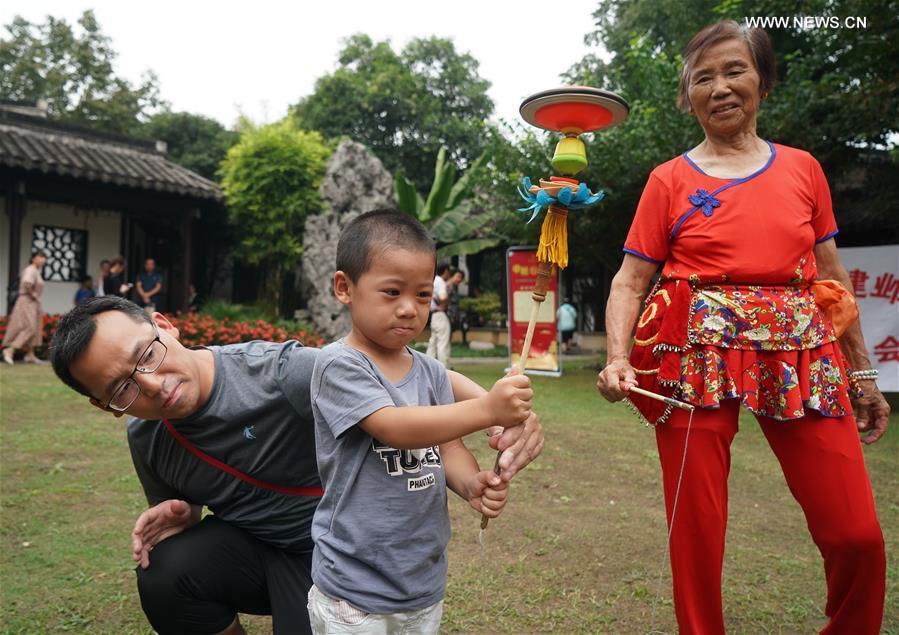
[506,248,561,376]
[838,245,899,392]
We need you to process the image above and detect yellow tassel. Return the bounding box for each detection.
[536,205,569,269]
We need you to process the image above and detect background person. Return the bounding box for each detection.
[2,250,48,365]
[595,20,888,634]
[75,276,95,305]
[135,257,163,311]
[426,261,452,367]
[104,255,131,298]
[447,267,465,330]
[50,296,545,635]
[556,297,577,353]
[95,259,110,297]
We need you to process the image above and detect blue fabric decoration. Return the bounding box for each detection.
[516,177,605,223]
[688,188,721,217]
[670,141,777,240]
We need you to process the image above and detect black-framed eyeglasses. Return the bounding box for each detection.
[104,323,167,412]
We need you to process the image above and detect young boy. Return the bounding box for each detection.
[308,209,533,633]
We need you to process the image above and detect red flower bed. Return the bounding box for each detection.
[165,313,325,348]
[0,313,60,346]
[0,313,325,350]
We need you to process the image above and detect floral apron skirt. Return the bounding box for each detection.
[628,279,855,426]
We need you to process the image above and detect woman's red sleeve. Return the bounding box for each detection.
[810,156,839,243]
[623,172,671,264]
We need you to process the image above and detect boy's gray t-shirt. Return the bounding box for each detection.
[311,340,454,613]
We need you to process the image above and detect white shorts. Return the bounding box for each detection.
[307,584,443,634]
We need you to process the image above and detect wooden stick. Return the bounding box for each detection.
[481,262,554,531]
[628,385,694,411]
[517,302,541,368]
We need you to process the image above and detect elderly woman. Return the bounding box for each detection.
[2,251,48,365]
[596,20,888,634]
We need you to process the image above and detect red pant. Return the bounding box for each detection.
[656,400,885,634]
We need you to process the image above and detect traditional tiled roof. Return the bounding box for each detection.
[0,108,223,201]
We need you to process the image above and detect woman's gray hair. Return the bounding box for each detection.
[677,19,777,113]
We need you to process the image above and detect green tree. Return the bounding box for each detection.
[292,34,494,189]
[219,121,330,314]
[564,36,700,273]
[0,10,163,134]
[395,146,503,257]
[462,123,558,251]
[143,111,238,181]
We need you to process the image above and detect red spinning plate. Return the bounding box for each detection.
[519,86,629,134]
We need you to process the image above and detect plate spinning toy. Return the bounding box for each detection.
[514,86,629,369]
[480,86,631,534]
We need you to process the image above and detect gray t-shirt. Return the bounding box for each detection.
[311,341,454,613]
[128,340,321,553]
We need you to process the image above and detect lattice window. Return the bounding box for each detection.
[32,225,88,282]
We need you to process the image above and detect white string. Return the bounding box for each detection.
[647,407,694,635]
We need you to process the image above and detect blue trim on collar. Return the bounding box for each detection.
[682,140,776,182]
[671,141,777,240]
[623,248,663,265]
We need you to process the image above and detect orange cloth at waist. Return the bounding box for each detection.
[809,280,858,337]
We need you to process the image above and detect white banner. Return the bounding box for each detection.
[838,245,899,392]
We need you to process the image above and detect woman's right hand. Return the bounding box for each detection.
[596,357,637,402]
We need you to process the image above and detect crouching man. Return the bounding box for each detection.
[50,297,544,634]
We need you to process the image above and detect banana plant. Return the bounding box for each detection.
[395,146,502,257]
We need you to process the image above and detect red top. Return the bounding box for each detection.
[624,142,838,284]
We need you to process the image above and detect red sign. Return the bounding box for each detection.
[839,245,899,391]
[874,336,899,363]
[506,248,561,375]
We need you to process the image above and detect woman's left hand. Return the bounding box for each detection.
[486,410,545,482]
[853,380,890,444]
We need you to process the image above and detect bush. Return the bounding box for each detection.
[219,120,330,314]
[0,312,324,352]
[199,299,268,323]
[460,293,501,320]
[164,313,324,348]
[459,293,505,327]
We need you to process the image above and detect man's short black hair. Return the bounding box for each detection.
[51,296,152,397]
[336,209,436,283]
[436,262,451,276]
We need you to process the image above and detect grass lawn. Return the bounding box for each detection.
[411,342,510,359]
[1,363,896,634]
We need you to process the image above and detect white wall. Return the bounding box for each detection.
[0,199,120,315]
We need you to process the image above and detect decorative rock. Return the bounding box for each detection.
[302,141,396,341]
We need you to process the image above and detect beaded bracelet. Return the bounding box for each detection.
[848,369,879,381]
